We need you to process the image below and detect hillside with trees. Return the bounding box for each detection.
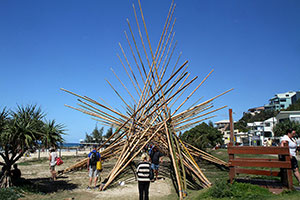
[180,122,223,150]
[235,110,278,132]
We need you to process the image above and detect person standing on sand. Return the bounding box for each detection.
[280,128,300,185]
[49,148,58,181]
[87,145,101,189]
[150,146,163,181]
[136,153,151,200]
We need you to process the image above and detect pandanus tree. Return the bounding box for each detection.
[0,105,65,188]
[41,120,65,149]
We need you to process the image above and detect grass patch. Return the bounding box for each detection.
[0,187,24,200]
[18,157,49,166]
[207,180,272,199]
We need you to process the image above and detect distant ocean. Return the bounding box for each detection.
[60,143,81,147]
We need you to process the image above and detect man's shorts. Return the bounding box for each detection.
[50,165,55,171]
[89,166,99,177]
[151,163,159,170]
[291,156,299,170]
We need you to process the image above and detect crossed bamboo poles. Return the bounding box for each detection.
[61,1,231,199]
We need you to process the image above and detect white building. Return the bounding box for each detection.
[247,117,277,145]
[215,120,247,145]
[265,91,297,111]
[276,111,300,123]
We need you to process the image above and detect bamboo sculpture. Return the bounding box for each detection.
[62,0,231,199]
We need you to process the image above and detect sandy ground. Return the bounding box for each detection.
[16,153,175,200]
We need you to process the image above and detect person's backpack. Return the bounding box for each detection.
[90,151,98,166]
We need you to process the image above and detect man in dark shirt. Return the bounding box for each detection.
[11,164,21,179]
[150,146,163,181]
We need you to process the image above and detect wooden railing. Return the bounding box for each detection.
[228,143,293,189]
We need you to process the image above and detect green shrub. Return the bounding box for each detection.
[208,180,232,198]
[230,182,271,199]
[198,180,273,200]
[0,187,23,200]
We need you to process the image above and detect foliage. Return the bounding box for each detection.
[106,126,113,138]
[0,108,9,138]
[199,180,272,200]
[92,127,103,143]
[208,120,214,128]
[0,105,66,188]
[84,126,103,143]
[273,120,300,137]
[286,98,300,111]
[180,122,223,150]
[234,120,249,132]
[0,187,23,200]
[40,120,65,149]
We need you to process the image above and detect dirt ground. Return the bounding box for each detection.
[17,153,176,200]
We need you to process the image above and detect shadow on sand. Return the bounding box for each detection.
[17,176,78,194]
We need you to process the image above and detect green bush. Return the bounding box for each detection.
[208,180,232,198]
[198,180,273,200]
[0,187,23,200]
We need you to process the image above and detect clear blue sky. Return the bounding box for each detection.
[1,0,299,142]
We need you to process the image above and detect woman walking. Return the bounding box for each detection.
[280,128,300,185]
[49,148,58,181]
[136,153,151,200]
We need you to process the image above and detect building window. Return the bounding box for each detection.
[264,132,272,137]
[265,123,270,127]
[291,117,300,123]
[280,99,286,102]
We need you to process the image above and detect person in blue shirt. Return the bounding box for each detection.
[87,145,101,189]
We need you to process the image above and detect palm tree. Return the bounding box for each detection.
[41,120,65,149]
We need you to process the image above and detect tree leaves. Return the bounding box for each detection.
[273,120,300,137]
[180,122,223,150]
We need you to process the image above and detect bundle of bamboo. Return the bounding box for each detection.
[61,0,231,199]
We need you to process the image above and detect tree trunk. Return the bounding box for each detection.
[38,148,41,160]
[0,169,12,188]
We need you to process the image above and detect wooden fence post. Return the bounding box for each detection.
[283,143,293,189]
[229,109,234,144]
[228,143,235,183]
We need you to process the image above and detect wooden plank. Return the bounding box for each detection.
[235,168,280,177]
[229,109,234,143]
[229,160,291,168]
[228,146,290,155]
[287,168,294,189]
[234,158,278,162]
[228,143,235,184]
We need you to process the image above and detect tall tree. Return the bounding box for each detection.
[41,120,65,149]
[92,126,103,143]
[273,120,300,137]
[106,126,113,138]
[84,132,93,143]
[84,126,104,143]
